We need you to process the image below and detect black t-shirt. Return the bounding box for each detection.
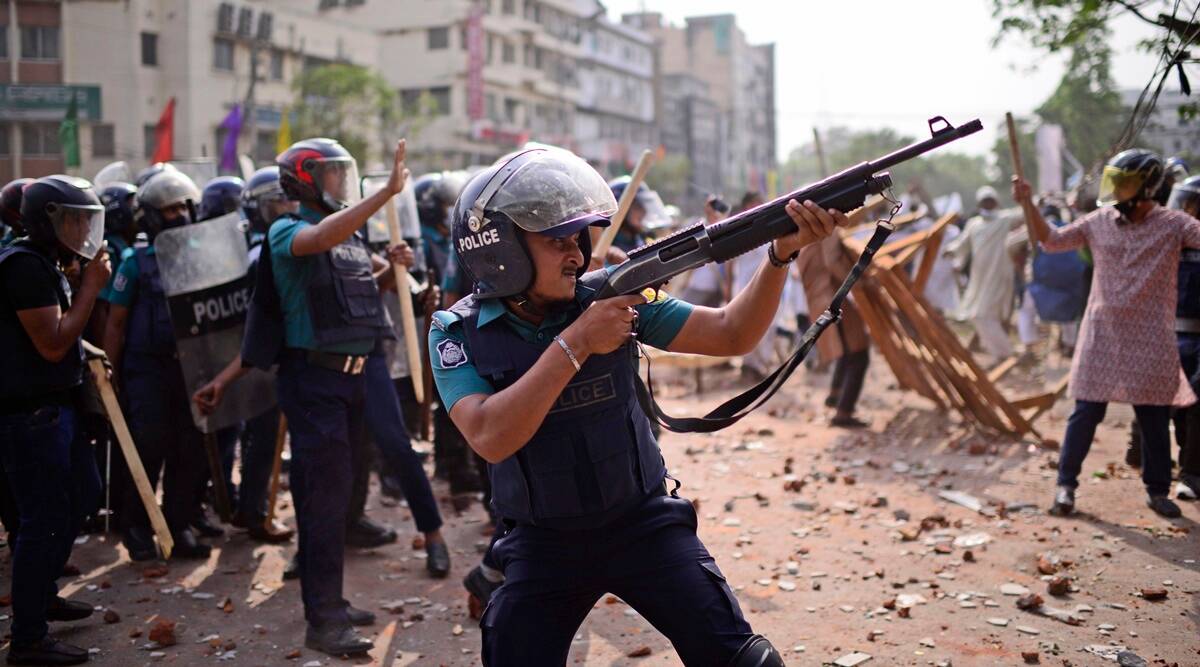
[1,251,63,313]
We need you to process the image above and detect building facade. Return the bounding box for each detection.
[575,16,656,175]
[1123,88,1200,160]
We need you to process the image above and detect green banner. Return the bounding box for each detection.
[0,84,101,121]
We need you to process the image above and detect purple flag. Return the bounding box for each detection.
[219,104,243,172]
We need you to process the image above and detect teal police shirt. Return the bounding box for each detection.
[101,245,149,307]
[268,205,375,356]
[429,274,693,412]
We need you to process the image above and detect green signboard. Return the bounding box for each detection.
[0,84,102,121]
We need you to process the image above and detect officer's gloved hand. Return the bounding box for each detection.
[562,292,648,358]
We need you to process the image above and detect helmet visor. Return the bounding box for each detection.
[311,157,360,207]
[1167,183,1200,213]
[50,203,105,259]
[1098,165,1146,207]
[487,149,618,234]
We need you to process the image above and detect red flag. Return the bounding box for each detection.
[151,97,175,163]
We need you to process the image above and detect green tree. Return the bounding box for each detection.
[291,63,437,167]
[644,154,691,212]
[1039,42,1129,168]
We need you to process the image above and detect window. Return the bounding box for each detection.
[20,26,59,60]
[270,49,284,80]
[92,124,115,157]
[400,88,450,116]
[141,32,158,66]
[21,123,60,156]
[254,130,275,163]
[502,41,515,64]
[427,27,449,50]
[0,25,7,59]
[429,87,450,115]
[144,124,157,158]
[0,124,10,155]
[502,0,516,14]
[504,98,520,124]
[213,37,234,71]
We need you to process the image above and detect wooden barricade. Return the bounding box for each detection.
[840,213,1067,443]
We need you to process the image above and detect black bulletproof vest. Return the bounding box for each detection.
[1179,249,1200,321]
[306,228,394,347]
[448,274,666,529]
[125,248,175,358]
[0,242,83,399]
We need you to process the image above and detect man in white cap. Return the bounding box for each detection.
[944,185,1023,362]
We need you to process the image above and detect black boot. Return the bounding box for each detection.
[345,516,397,548]
[45,597,93,622]
[426,540,451,578]
[191,508,225,538]
[122,525,158,562]
[6,637,88,666]
[345,604,376,627]
[170,527,212,559]
[304,623,373,656]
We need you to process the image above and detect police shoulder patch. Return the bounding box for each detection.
[436,338,469,369]
[112,272,128,292]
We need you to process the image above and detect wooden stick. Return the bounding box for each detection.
[384,193,424,404]
[88,360,174,559]
[203,432,233,522]
[264,414,288,530]
[593,149,655,260]
[1006,112,1041,254]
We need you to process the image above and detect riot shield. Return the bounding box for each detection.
[168,158,218,190]
[362,174,422,247]
[94,161,133,188]
[154,213,275,433]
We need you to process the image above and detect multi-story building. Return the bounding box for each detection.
[624,11,776,198]
[575,15,656,176]
[3,0,382,182]
[659,72,723,212]
[319,0,610,173]
[1123,88,1200,159]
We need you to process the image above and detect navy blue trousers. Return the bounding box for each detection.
[238,407,280,520]
[276,356,365,628]
[0,404,100,645]
[482,492,753,666]
[361,353,441,533]
[1058,401,1172,496]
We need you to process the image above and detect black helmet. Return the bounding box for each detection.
[136,170,201,239]
[1099,149,1164,208]
[241,166,287,234]
[1,178,34,234]
[414,171,470,228]
[20,175,105,259]
[451,147,616,299]
[1168,174,1200,217]
[608,176,671,231]
[135,161,177,188]
[276,138,359,213]
[99,182,138,239]
[197,175,246,221]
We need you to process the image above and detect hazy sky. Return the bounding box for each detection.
[602,0,1168,159]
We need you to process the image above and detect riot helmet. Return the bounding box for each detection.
[1,178,34,236]
[241,166,291,234]
[609,176,671,233]
[451,147,616,299]
[197,176,245,221]
[99,182,138,240]
[135,161,178,188]
[136,170,201,239]
[1168,175,1200,218]
[1098,149,1164,212]
[20,175,105,260]
[277,138,360,213]
[1156,156,1192,205]
[415,170,470,228]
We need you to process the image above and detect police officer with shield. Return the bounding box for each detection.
[102,170,212,560]
[0,175,108,666]
[259,137,414,655]
[430,146,844,666]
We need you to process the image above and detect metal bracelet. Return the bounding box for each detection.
[554,335,582,372]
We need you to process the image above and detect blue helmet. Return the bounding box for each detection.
[197,175,245,221]
[1168,174,1200,216]
[99,182,138,238]
[414,171,470,228]
[241,167,287,234]
[607,176,671,231]
[451,147,616,299]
